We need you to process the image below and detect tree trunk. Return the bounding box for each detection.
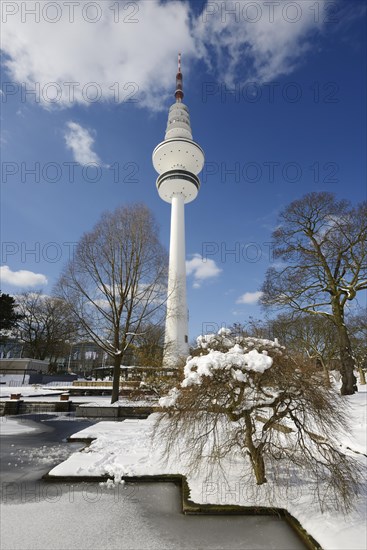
[111,355,122,404]
[249,448,267,485]
[244,412,267,484]
[331,301,357,395]
[319,357,331,387]
[337,323,357,395]
[358,367,366,385]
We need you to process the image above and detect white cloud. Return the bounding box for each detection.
[195,0,325,84]
[64,121,102,166]
[1,0,196,111]
[94,298,110,310]
[1,0,330,111]
[236,291,263,305]
[0,265,48,287]
[186,253,222,288]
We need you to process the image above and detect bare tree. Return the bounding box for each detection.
[133,323,165,368]
[269,313,340,385]
[230,320,270,340]
[231,315,339,385]
[261,192,367,395]
[56,204,168,403]
[15,291,77,368]
[155,329,362,512]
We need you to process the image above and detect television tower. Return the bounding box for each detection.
[152,54,205,366]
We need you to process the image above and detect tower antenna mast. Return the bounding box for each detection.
[175,52,184,102]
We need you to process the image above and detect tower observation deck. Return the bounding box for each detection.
[152,54,205,366]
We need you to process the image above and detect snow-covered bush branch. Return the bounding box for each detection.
[154,328,363,512]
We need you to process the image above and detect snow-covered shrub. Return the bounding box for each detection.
[155,328,362,512]
[196,327,285,357]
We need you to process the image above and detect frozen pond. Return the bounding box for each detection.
[0,415,307,550]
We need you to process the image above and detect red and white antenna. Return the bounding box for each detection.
[175,52,184,102]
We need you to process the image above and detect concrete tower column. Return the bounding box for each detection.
[165,193,189,361]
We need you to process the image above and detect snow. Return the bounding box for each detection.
[0,482,306,550]
[68,419,142,440]
[0,386,62,398]
[0,384,157,406]
[2,325,366,549]
[44,385,111,391]
[196,329,285,354]
[340,389,367,455]
[182,348,273,389]
[158,388,181,408]
[217,327,232,336]
[49,415,164,478]
[0,487,168,550]
[48,387,367,550]
[79,398,156,408]
[0,374,30,385]
[0,417,46,435]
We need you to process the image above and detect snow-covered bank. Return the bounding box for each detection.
[49,389,367,550]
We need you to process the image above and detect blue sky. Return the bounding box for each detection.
[1,0,366,340]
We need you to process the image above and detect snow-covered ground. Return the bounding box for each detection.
[0,384,156,406]
[0,386,62,398]
[49,387,367,550]
[44,384,112,391]
[78,397,156,407]
[0,374,31,386]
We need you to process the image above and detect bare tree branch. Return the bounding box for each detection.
[261,193,367,395]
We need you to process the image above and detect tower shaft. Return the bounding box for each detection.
[165,193,189,361]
